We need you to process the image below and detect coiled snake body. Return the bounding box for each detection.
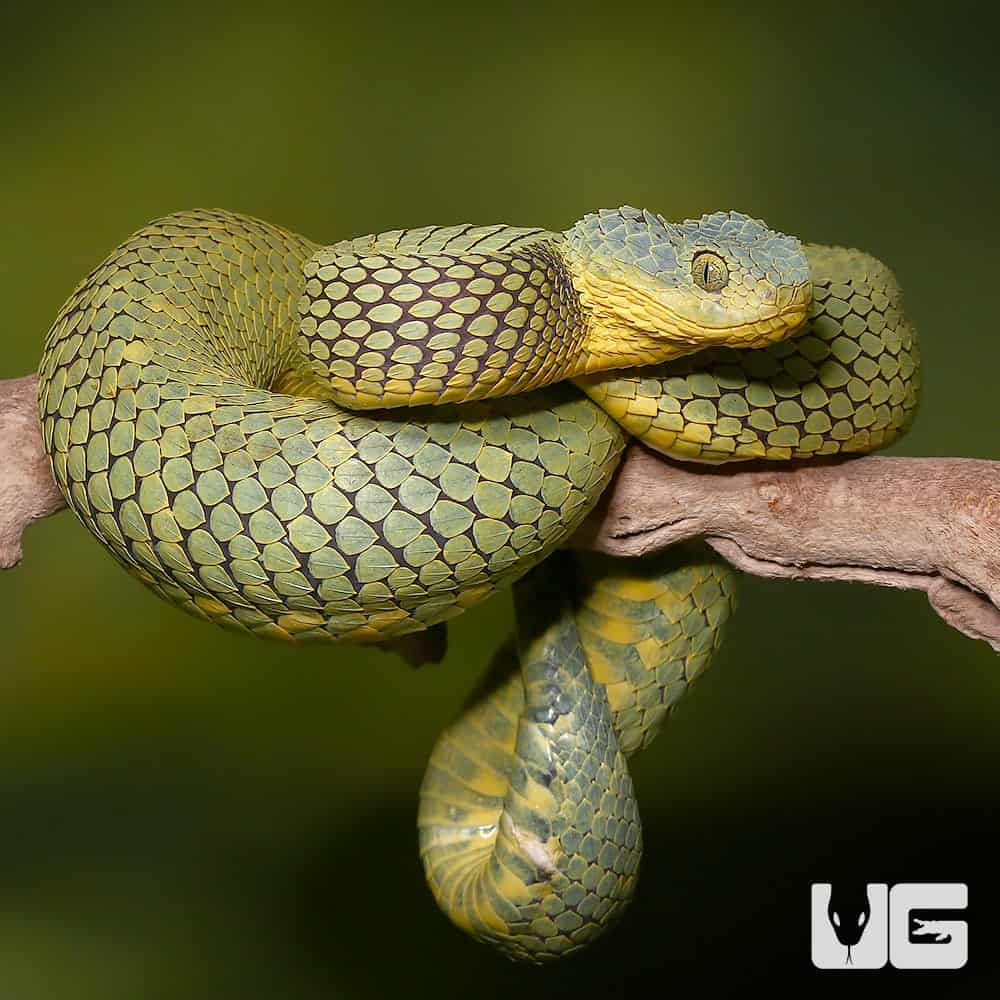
[37,209,919,960]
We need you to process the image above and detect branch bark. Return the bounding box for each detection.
[1,375,65,570]
[572,446,1000,651]
[4,374,1000,655]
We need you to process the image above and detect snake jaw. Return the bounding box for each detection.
[568,263,812,374]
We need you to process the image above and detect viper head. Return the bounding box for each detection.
[563,207,811,372]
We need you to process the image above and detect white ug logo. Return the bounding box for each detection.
[811,882,967,970]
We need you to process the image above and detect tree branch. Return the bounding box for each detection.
[572,445,1000,651]
[4,374,999,654]
[1,375,65,570]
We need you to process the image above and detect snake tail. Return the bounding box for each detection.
[418,546,736,960]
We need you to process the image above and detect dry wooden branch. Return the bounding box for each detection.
[4,374,999,656]
[1,375,65,570]
[572,445,1000,651]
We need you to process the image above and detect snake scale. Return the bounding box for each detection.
[36,208,919,961]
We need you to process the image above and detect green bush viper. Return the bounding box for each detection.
[36,207,919,961]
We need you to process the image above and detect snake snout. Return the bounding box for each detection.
[749,279,813,342]
[685,275,811,349]
[775,281,809,311]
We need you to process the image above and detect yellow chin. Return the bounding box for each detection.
[570,269,811,374]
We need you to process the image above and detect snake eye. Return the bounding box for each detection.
[692,251,729,292]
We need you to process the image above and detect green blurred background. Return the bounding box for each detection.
[1,3,997,996]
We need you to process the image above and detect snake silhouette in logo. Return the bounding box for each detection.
[827,882,872,964]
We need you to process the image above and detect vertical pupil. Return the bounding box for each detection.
[703,261,711,284]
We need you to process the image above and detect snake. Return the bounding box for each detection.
[35,207,919,961]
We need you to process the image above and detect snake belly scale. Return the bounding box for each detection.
[36,208,919,960]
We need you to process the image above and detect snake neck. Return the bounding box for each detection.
[545,242,687,377]
[565,288,684,375]
[295,235,597,409]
